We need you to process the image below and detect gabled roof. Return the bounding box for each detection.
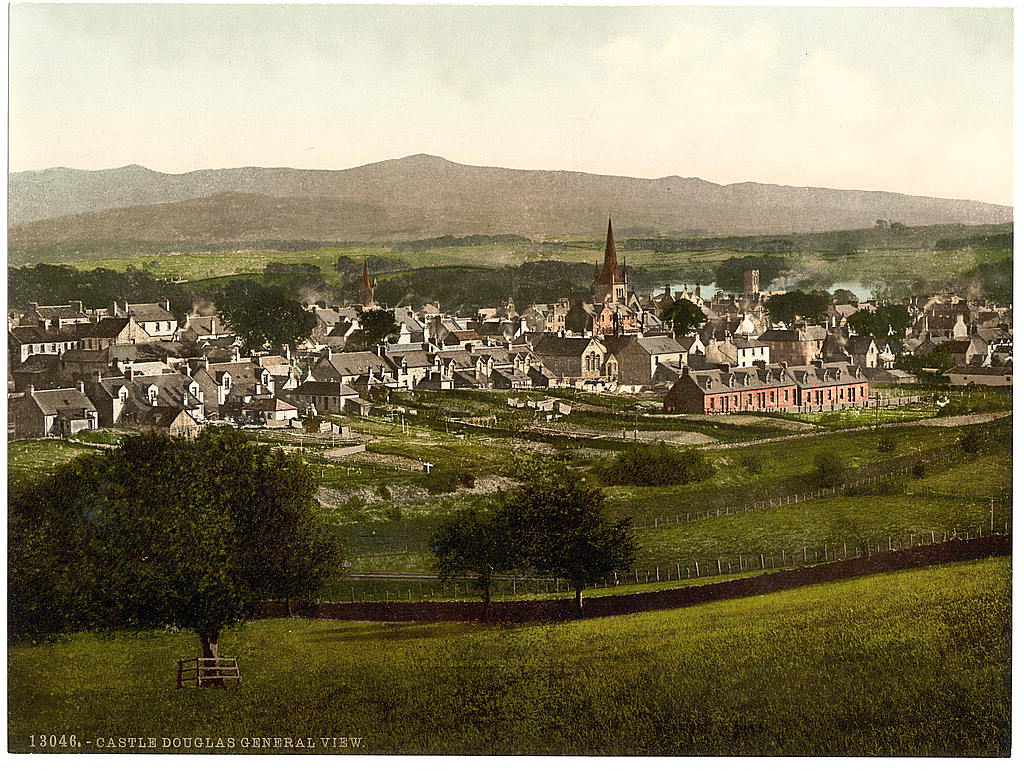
[30,387,97,416]
[531,335,602,357]
[84,317,132,338]
[145,406,197,428]
[635,336,686,355]
[324,351,390,377]
[127,302,176,323]
[289,380,359,397]
[846,336,878,355]
[9,326,82,345]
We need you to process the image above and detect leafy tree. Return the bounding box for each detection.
[813,450,848,489]
[847,306,912,339]
[496,468,637,613]
[596,443,715,486]
[660,297,706,336]
[831,288,860,305]
[764,290,830,324]
[8,264,193,321]
[431,507,515,618]
[8,429,338,669]
[895,351,954,383]
[357,308,400,347]
[212,280,315,354]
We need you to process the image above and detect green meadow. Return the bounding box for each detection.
[8,557,1010,756]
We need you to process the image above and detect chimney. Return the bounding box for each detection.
[28,302,38,312]
[718,363,731,373]
[161,298,171,311]
[71,300,83,314]
[681,365,690,375]
[25,383,34,396]
[123,361,134,380]
[77,380,85,393]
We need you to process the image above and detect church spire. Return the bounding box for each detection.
[359,261,375,306]
[600,218,620,283]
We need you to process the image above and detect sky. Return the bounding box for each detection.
[7,3,1014,205]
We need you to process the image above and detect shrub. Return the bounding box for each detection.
[420,468,476,495]
[961,432,982,455]
[813,450,848,489]
[876,437,896,453]
[739,455,764,474]
[912,463,927,479]
[376,483,393,501]
[380,505,403,523]
[596,443,715,487]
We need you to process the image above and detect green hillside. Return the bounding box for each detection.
[9,557,1010,755]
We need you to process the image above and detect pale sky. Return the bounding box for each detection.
[8,3,1014,204]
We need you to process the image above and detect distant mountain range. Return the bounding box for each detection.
[8,154,1013,254]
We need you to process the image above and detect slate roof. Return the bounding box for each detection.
[11,354,61,374]
[127,302,176,323]
[183,315,234,337]
[84,317,131,338]
[243,398,299,412]
[9,326,82,345]
[324,351,390,378]
[289,380,359,397]
[846,336,878,355]
[733,339,769,350]
[30,387,97,416]
[145,406,195,428]
[531,335,600,357]
[758,325,827,342]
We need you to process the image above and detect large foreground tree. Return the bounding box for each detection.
[496,467,637,614]
[430,507,516,619]
[9,429,338,669]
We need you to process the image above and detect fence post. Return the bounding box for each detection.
[760,553,765,570]
[694,560,700,577]
[802,546,807,563]
[656,566,660,581]
[717,558,722,575]
[931,530,935,544]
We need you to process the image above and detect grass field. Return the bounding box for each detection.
[42,239,1011,297]
[6,440,101,482]
[8,557,1010,755]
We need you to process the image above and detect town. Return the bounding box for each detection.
[6,221,1012,440]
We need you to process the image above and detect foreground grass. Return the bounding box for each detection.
[8,557,1010,755]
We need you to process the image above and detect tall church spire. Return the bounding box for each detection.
[599,218,620,284]
[359,261,375,306]
[593,218,628,304]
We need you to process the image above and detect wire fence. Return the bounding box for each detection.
[630,427,1008,530]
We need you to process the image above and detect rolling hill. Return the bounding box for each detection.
[8,155,1013,257]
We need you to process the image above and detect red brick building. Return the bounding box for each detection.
[664,361,869,414]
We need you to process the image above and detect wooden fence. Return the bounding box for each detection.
[176,657,242,688]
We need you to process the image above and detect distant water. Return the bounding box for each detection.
[669,281,876,301]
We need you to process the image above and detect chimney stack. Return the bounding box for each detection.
[77,380,85,393]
